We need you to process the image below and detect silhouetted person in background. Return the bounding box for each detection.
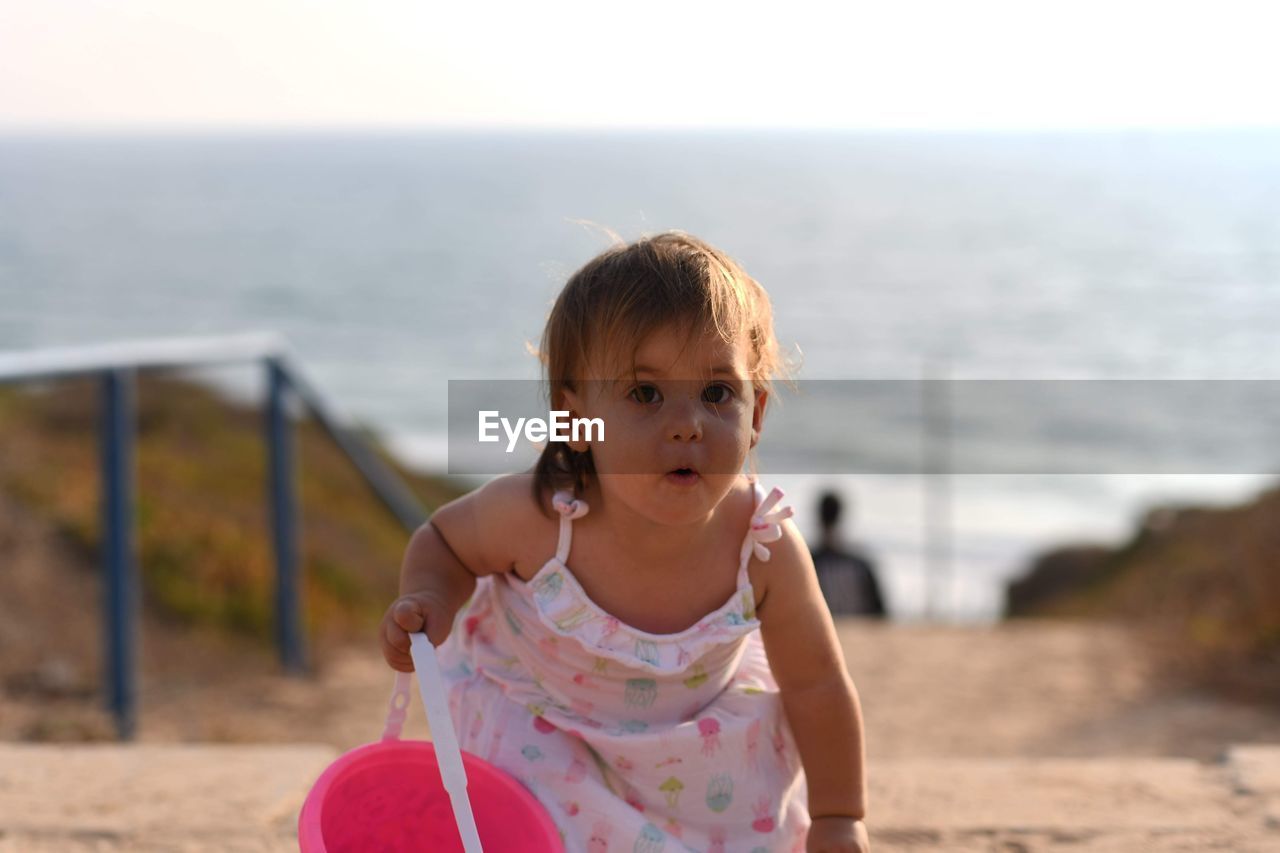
[810,490,887,617]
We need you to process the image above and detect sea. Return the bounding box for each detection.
[2,128,1278,622]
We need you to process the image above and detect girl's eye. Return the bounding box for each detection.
[703,383,735,405]
[628,384,661,404]
[628,383,735,405]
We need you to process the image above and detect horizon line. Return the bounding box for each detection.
[3,121,1280,138]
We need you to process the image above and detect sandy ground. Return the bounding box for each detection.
[2,742,1278,852]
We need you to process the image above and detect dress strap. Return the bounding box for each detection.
[551,489,589,564]
[737,480,794,586]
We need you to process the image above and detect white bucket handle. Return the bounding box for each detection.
[379,634,484,853]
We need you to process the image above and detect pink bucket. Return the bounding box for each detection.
[298,665,562,852]
[297,739,561,852]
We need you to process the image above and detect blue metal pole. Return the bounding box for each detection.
[101,369,136,740]
[267,358,306,674]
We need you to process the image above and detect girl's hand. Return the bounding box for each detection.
[379,593,454,671]
[806,816,870,853]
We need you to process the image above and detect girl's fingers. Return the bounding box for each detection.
[385,652,414,672]
[392,599,426,632]
[384,618,413,653]
[380,625,414,671]
[382,595,450,668]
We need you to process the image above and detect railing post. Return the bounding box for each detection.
[921,361,953,623]
[100,368,137,740]
[266,358,306,674]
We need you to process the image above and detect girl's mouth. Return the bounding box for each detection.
[665,468,700,486]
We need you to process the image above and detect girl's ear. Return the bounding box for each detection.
[559,385,582,416]
[559,385,590,453]
[749,387,769,449]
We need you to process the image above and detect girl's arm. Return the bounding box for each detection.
[754,518,869,828]
[380,473,530,670]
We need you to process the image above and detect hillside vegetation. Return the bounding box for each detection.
[1007,484,1280,703]
[0,374,464,644]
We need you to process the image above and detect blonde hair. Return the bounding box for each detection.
[529,230,797,514]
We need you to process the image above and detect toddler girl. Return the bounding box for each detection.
[381,232,869,852]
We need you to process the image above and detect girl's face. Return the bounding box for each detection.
[560,324,768,525]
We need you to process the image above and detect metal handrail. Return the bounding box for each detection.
[0,332,428,739]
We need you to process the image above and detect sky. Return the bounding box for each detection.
[2,0,1279,132]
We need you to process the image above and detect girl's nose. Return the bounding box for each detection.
[667,395,703,441]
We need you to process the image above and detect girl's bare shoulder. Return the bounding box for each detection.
[490,471,569,577]
[429,471,555,578]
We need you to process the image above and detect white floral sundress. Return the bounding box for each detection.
[435,476,809,853]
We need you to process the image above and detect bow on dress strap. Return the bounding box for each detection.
[552,491,590,519]
[741,486,794,563]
